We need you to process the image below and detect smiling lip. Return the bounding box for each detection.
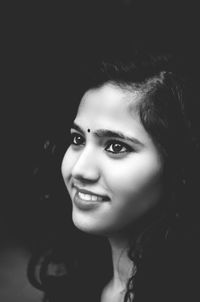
[73,185,110,201]
[73,186,110,210]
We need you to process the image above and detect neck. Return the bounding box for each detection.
[108,235,134,290]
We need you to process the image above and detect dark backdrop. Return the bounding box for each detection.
[2,0,200,251]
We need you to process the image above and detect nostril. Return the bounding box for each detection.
[72,174,99,184]
[71,161,100,183]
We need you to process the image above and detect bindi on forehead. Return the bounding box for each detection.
[87,129,91,133]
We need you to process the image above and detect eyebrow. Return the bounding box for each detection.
[71,122,144,146]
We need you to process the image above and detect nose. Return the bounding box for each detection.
[71,146,100,183]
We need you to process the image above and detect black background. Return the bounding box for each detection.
[2,0,200,250]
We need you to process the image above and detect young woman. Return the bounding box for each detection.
[28,49,200,302]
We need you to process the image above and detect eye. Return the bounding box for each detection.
[70,133,85,146]
[105,141,132,154]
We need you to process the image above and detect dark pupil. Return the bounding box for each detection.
[113,143,122,152]
[74,135,82,144]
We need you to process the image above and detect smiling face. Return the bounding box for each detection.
[61,83,164,236]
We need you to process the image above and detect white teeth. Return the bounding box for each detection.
[78,192,103,201]
[79,193,90,200]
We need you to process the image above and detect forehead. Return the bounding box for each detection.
[74,84,155,146]
[77,83,141,124]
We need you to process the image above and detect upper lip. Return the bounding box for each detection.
[73,184,110,200]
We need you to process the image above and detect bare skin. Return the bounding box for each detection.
[101,236,134,302]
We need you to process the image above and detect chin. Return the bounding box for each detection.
[72,213,107,236]
[72,216,103,235]
[72,212,127,237]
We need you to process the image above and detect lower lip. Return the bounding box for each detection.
[73,192,107,211]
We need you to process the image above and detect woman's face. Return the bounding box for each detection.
[61,83,164,236]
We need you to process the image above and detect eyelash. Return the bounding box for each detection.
[70,132,133,155]
[70,132,85,146]
[105,140,132,154]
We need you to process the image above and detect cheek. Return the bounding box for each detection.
[106,155,162,190]
[103,155,163,218]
